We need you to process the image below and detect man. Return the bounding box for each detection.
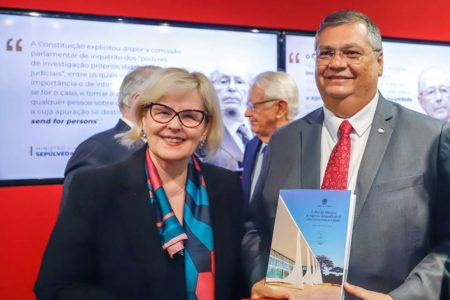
[204,68,252,171]
[242,10,450,300]
[61,66,160,209]
[242,71,299,203]
[418,67,450,121]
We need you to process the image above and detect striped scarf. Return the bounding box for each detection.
[145,148,215,300]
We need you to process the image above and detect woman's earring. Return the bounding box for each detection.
[141,129,147,139]
[196,140,207,159]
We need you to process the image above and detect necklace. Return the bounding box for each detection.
[165,183,185,199]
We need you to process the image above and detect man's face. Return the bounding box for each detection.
[211,71,249,119]
[245,86,280,141]
[315,23,383,109]
[418,69,450,121]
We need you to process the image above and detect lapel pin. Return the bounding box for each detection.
[378,128,385,134]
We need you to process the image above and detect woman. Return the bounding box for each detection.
[35,68,245,300]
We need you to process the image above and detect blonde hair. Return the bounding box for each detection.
[121,67,223,152]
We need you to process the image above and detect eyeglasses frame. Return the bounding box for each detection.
[246,98,282,111]
[316,48,381,66]
[144,102,208,128]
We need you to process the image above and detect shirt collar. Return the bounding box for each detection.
[259,142,268,155]
[323,91,379,142]
[120,116,134,128]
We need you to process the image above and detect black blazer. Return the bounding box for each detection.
[61,119,144,209]
[35,146,245,300]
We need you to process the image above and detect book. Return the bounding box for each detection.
[265,189,355,300]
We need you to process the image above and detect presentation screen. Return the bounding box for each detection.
[0,9,279,185]
[285,33,450,120]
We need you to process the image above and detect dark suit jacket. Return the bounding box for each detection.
[242,95,450,299]
[36,146,245,300]
[61,119,143,208]
[242,137,262,203]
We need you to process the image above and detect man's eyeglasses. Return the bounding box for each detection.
[316,48,381,66]
[246,98,280,111]
[144,102,208,128]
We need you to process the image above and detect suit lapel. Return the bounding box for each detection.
[201,165,232,297]
[242,138,262,198]
[248,138,262,177]
[353,97,395,225]
[301,110,323,189]
[115,147,170,277]
[222,127,242,156]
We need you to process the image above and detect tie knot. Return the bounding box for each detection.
[339,120,353,136]
[237,124,250,145]
[237,124,247,134]
[261,145,267,155]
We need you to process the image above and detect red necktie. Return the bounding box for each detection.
[321,120,353,190]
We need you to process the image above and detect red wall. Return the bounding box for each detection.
[0,185,61,300]
[3,0,450,41]
[1,1,450,299]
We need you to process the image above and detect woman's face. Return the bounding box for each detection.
[142,89,208,165]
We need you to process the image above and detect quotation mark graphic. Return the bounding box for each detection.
[289,52,300,64]
[6,38,23,52]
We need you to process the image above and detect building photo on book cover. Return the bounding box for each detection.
[266,189,355,300]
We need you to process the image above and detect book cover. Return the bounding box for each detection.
[265,189,355,300]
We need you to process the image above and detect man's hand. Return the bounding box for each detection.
[344,282,393,300]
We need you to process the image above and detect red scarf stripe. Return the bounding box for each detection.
[145,150,163,190]
[193,156,201,170]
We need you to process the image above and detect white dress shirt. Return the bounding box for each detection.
[120,117,134,128]
[320,93,379,192]
[250,143,267,199]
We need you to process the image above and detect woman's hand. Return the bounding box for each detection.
[251,278,295,299]
[251,278,338,300]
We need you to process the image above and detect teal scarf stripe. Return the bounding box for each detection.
[185,250,198,300]
[144,170,155,204]
[154,188,172,214]
[186,180,209,206]
[145,149,215,300]
[160,221,183,240]
[184,182,210,225]
[184,204,214,251]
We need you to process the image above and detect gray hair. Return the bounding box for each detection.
[314,10,383,51]
[418,67,450,93]
[118,65,161,111]
[252,71,299,120]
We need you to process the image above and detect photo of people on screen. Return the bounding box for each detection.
[417,67,450,122]
[200,68,253,171]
